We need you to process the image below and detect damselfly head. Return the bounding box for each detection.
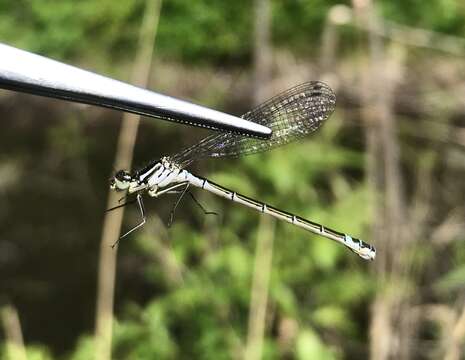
[358,242,376,261]
[110,170,132,191]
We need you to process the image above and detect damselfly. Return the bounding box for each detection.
[109,81,376,260]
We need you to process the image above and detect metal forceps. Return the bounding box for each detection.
[0,43,271,138]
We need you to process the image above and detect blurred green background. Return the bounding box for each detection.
[0,0,464,359]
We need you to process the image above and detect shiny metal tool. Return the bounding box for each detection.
[0,43,271,138]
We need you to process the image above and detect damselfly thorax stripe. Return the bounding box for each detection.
[109,82,376,261]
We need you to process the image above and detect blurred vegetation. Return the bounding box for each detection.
[1,0,464,65]
[0,0,464,359]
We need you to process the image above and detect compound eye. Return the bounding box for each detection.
[115,170,124,179]
[115,170,131,181]
[111,170,132,190]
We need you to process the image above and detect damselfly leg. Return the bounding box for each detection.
[112,182,191,242]
[109,82,376,260]
[187,192,218,217]
[106,197,137,213]
[166,184,218,227]
[167,183,190,227]
[112,193,146,248]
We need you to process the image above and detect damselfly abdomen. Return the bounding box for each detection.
[109,82,376,261]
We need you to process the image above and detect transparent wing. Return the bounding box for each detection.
[171,81,336,168]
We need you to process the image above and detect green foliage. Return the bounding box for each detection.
[312,305,355,334]
[0,0,142,62]
[273,0,349,54]
[296,328,338,360]
[2,0,463,66]
[380,0,465,34]
[0,343,54,360]
[435,264,465,293]
[156,0,253,64]
[68,336,95,360]
[94,111,373,358]
[1,0,463,358]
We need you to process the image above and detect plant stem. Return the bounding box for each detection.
[94,1,162,360]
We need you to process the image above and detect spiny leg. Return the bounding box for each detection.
[167,183,190,227]
[166,189,218,218]
[112,193,146,248]
[188,191,218,216]
[106,197,137,213]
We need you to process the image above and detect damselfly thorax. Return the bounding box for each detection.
[111,157,188,196]
[108,82,376,261]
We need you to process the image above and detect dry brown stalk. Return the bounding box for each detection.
[445,306,465,360]
[244,216,275,360]
[94,1,162,360]
[244,2,274,358]
[1,305,27,360]
[327,4,465,56]
[253,0,272,105]
[351,1,414,359]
